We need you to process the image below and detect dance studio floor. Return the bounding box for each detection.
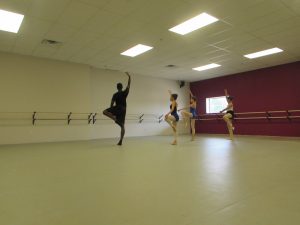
[1,135,300,225]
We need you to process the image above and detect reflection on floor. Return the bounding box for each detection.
[1,135,300,225]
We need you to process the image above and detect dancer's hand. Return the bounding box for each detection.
[165,114,169,119]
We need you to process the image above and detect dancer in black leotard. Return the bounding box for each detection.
[165,90,179,145]
[103,72,131,145]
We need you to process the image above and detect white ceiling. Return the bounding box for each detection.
[0,0,299,81]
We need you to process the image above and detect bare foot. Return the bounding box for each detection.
[171,140,177,145]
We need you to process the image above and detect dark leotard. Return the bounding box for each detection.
[105,88,129,126]
[170,103,179,122]
[226,110,234,119]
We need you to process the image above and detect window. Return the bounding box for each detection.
[206,96,227,114]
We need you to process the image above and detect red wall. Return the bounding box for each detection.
[190,61,300,137]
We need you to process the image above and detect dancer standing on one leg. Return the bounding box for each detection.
[220,89,234,140]
[103,72,131,145]
[165,90,179,145]
[178,90,197,141]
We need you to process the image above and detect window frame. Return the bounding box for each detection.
[206,96,227,114]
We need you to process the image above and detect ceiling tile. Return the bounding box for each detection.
[56,1,98,28]
[27,0,72,22]
[45,23,77,42]
[0,31,17,52]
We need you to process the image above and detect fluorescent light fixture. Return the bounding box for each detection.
[121,44,153,57]
[193,63,221,71]
[169,12,219,35]
[244,47,283,59]
[0,9,24,33]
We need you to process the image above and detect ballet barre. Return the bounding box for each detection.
[195,109,300,121]
[0,111,165,125]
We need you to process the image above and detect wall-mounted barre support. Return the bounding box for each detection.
[139,114,144,123]
[67,112,72,125]
[88,113,93,124]
[158,114,164,123]
[32,112,36,125]
[287,110,291,121]
[93,113,97,124]
[266,111,271,121]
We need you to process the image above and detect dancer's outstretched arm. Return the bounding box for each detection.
[125,72,131,90]
[224,89,229,97]
[220,89,233,113]
[190,90,195,97]
[178,90,194,111]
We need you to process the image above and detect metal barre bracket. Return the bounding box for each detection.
[32,112,36,125]
[266,111,271,121]
[93,113,97,124]
[158,114,164,123]
[286,110,291,121]
[139,114,144,123]
[88,113,93,124]
[67,112,72,125]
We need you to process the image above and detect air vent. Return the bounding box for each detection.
[41,39,62,46]
[166,64,176,68]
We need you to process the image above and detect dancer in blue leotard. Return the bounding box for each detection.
[178,90,197,141]
[165,90,179,145]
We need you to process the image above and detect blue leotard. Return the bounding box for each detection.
[190,107,197,118]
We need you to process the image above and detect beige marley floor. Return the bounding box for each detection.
[0,135,300,225]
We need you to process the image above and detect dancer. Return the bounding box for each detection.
[220,89,234,140]
[178,90,197,141]
[165,90,179,145]
[103,72,131,145]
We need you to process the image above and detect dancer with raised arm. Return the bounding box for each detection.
[165,90,179,145]
[103,72,131,145]
[220,89,235,140]
[178,90,197,141]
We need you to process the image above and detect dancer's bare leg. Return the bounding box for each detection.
[165,115,178,145]
[191,118,196,141]
[172,121,178,145]
[223,114,234,140]
[103,110,116,121]
[181,110,192,127]
[117,124,125,146]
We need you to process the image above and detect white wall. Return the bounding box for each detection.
[0,52,190,145]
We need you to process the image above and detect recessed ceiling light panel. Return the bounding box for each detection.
[193,63,221,71]
[0,9,24,33]
[169,13,219,35]
[121,44,153,57]
[244,48,283,59]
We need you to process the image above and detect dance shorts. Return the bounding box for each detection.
[106,106,126,126]
[226,110,235,119]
